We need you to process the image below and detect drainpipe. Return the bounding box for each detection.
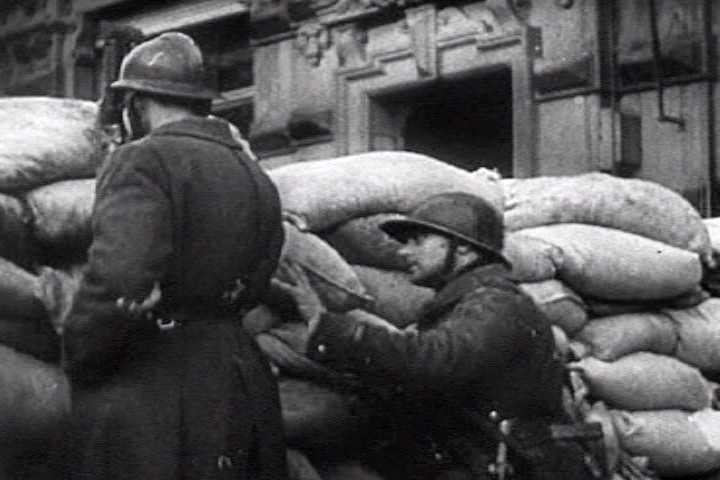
[647,0,685,128]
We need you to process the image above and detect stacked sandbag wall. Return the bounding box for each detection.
[7,98,720,480]
[503,173,720,478]
[255,166,720,479]
[0,96,108,477]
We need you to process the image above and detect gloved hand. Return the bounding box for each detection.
[271,262,326,334]
[116,281,162,323]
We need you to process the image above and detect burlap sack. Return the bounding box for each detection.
[269,151,504,232]
[585,286,710,318]
[0,317,60,364]
[322,213,409,271]
[571,352,714,411]
[279,377,358,450]
[35,265,84,334]
[0,258,46,321]
[242,304,282,336]
[575,313,678,361]
[519,280,588,335]
[610,408,720,476]
[25,178,95,250]
[321,461,384,480]
[502,232,561,282]
[0,345,70,445]
[502,173,712,265]
[280,221,371,311]
[287,449,323,480]
[704,217,720,254]
[664,298,720,372]
[352,265,434,328]
[0,97,101,192]
[0,193,32,268]
[518,224,703,301]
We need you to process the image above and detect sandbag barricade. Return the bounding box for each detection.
[0,97,102,192]
[268,151,504,232]
[664,298,720,373]
[321,213,409,271]
[502,173,713,266]
[610,408,720,477]
[279,221,372,312]
[574,312,677,362]
[570,352,715,412]
[25,178,96,253]
[2,126,720,480]
[517,223,703,302]
[0,345,70,476]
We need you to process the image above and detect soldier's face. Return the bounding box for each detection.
[398,232,451,287]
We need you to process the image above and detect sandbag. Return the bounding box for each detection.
[0,193,32,268]
[0,257,46,321]
[0,317,60,364]
[519,280,588,335]
[0,97,101,192]
[25,178,95,250]
[518,224,703,301]
[585,286,710,318]
[570,352,715,411]
[664,298,720,372]
[322,213,409,271]
[610,408,720,476]
[575,313,677,362]
[269,151,504,232]
[35,265,84,334]
[320,461,384,480]
[0,345,70,445]
[502,173,712,265]
[502,232,561,282]
[352,265,434,328]
[287,449,323,480]
[280,221,371,311]
[242,304,282,336]
[279,377,358,450]
[704,217,720,254]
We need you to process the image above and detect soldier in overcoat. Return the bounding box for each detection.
[276,192,598,480]
[53,32,287,480]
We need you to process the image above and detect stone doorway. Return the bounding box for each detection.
[394,67,513,177]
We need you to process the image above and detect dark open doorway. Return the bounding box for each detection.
[376,66,514,177]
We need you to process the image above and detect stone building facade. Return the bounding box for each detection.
[0,0,718,213]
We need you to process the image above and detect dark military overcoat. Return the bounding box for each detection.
[54,117,287,480]
[308,264,566,479]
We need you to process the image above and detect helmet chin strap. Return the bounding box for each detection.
[122,92,148,142]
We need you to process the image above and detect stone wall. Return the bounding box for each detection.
[0,0,77,96]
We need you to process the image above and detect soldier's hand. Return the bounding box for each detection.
[116,282,162,319]
[271,262,326,331]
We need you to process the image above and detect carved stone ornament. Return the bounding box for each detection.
[334,23,368,67]
[403,5,437,77]
[295,22,332,66]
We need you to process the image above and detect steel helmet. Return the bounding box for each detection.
[110,32,217,100]
[381,192,510,266]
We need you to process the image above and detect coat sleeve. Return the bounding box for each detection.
[63,143,172,383]
[307,287,531,391]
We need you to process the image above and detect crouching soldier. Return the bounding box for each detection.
[275,192,605,480]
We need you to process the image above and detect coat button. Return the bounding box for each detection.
[317,344,327,354]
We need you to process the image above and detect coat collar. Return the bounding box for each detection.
[150,117,237,146]
[419,263,512,326]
